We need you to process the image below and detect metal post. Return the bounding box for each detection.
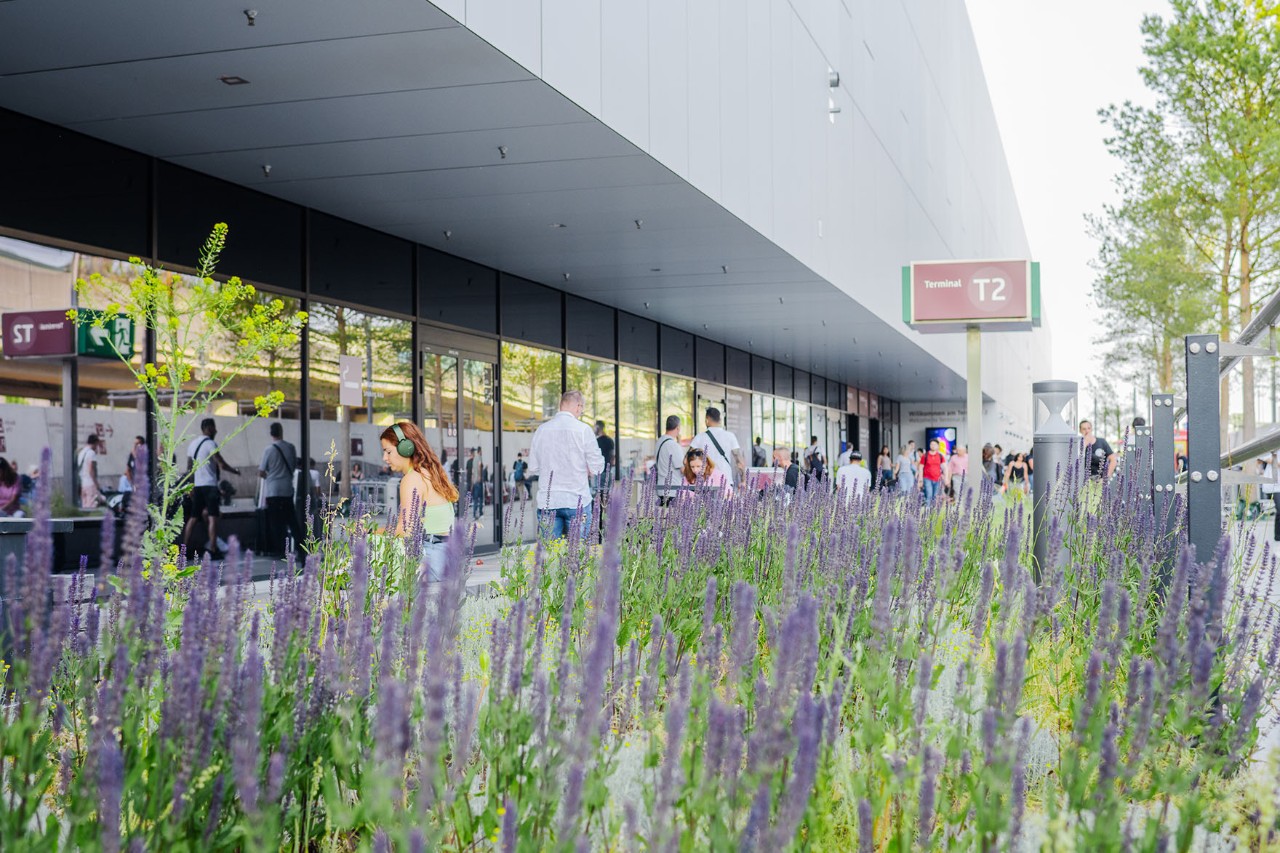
[1032,380,1078,583]
[1185,334,1223,564]
[1131,421,1153,500]
[62,357,78,509]
[966,326,982,461]
[1150,393,1177,592]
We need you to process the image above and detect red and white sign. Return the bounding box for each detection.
[908,259,1031,325]
[2,310,76,358]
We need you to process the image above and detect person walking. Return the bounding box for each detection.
[751,436,767,468]
[920,439,945,504]
[835,450,872,501]
[594,421,616,487]
[948,445,969,496]
[77,434,106,510]
[655,415,683,507]
[803,435,826,483]
[380,421,458,582]
[1079,420,1117,480]
[258,421,305,559]
[876,445,894,490]
[512,451,533,499]
[470,448,486,522]
[527,390,606,540]
[183,418,240,559]
[690,407,745,486]
[893,443,916,495]
[1004,452,1030,495]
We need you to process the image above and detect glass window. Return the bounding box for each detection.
[796,402,810,457]
[308,303,414,502]
[421,349,459,492]
[776,399,795,459]
[794,370,810,403]
[660,375,694,448]
[501,340,562,460]
[618,366,657,486]
[567,355,616,465]
[461,358,496,547]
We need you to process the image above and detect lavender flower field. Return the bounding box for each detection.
[4,449,1280,851]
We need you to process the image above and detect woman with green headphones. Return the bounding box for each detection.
[380,420,459,581]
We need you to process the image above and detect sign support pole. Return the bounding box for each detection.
[967,325,981,467]
[62,357,78,509]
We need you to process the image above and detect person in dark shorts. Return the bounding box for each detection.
[183,418,241,559]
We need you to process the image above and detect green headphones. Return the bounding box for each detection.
[391,424,415,458]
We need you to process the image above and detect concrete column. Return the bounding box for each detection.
[1032,380,1078,583]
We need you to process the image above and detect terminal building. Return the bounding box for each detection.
[0,0,1050,546]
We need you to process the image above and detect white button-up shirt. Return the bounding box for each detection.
[527,411,606,510]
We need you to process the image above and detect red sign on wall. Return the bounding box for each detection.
[2,310,76,357]
[903,260,1039,331]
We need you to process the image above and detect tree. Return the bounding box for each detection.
[1138,1,1280,440]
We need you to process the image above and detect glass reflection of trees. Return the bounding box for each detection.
[566,354,615,433]
[308,303,412,502]
[660,376,694,448]
[618,366,657,483]
[500,343,562,433]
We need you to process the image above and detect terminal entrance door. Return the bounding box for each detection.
[420,327,498,548]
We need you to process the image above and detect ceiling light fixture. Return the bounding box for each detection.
[443,230,452,241]
[244,9,258,25]
[261,164,271,178]
[650,267,661,272]
[563,273,570,281]
[498,145,508,159]
[551,223,566,229]
[721,265,728,274]
[778,297,784,304]
[643,302,650,309]
[219,75,250,85]
[634,219,643,229]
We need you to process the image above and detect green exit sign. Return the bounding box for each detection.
[77,310,135,358]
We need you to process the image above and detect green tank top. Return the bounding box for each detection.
[421,501,454,537]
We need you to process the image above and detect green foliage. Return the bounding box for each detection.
[69,223,307,567]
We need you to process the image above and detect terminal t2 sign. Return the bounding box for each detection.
[902,259,1040,332]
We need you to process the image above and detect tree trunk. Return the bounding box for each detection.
[1240,205,1254,442]
[1220,224,1234,444]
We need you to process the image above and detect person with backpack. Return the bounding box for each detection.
[803,435,826,482]
[689,407,744,487]
[258,421,305,560]
[919,439,946,504]
[654,415,683,506]
[183,418,240,559]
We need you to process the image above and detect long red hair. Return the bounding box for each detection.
[381,421,459,502]
[682,447,716,484]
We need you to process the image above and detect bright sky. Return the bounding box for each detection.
[965,0,1166,421]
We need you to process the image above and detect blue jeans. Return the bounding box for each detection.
[539,505,593,540]
[922,478,940,504]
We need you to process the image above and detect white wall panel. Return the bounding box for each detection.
[601,2,650,149]
[717,0,750,219]
[687,0,721,200]
[648,0,689,178]
[464,0,542,76]
[745,0,774,233]
[542,0,602,118]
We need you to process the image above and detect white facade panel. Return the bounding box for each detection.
[601,3,650,150]
[541,0,601,118]
[456,0,1050,437]
[464,0,541,77]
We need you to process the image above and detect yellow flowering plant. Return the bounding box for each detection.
[69,223,307,568]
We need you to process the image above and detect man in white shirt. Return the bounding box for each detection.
[527,390,606,540]
[654,414,683,506]
[689,407,744,486]
[182,418,240,558]
[76,434,105,510]
[803,435,826,482]
[835,450,872,501]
